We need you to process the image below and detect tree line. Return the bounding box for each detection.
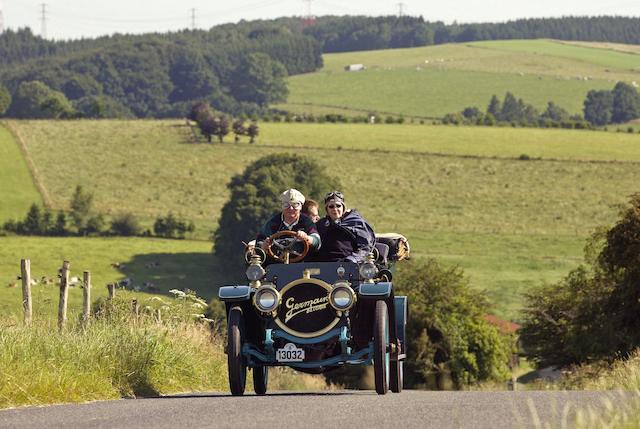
[443,81,640,129]
[2,185,194,239]
[299,16,640,53]
[0,24,320,118]
[2,15,640,119]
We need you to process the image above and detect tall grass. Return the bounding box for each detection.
[0,315,227,408]
[0,293,329,409]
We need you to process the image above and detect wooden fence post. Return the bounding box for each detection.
[20,259,33,326]
[131,298,140,319]
[82,271,91,325]
[107,283,115,300]
[58,261,70,330]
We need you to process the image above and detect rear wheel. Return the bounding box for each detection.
[253,366,268,395]
[373,300,389,395]
[390,360,403,393]
[227,306,246,396]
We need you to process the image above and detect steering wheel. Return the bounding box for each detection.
[265,230,310,264]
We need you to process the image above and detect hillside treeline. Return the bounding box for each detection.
[2,15,640,118]
[300,15,640,53]
[0,24,322,117]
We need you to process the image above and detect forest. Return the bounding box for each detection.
[1,15,639,118]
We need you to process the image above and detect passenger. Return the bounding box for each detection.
[302,199,320,223]
[256,188,320,256]
[315,191,375,263]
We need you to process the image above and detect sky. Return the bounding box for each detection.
[1,0,639,41]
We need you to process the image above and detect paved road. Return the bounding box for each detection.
[0,390,635,429]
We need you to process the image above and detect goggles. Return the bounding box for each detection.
[324,191,344,204]
[282,202,302,209]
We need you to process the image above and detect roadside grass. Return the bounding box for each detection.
[0,296,329,409]
[5,119,640,319]
[0,124,41,222]
[280,39,640,118]
[0,314,228,408]
[522,351,640,428]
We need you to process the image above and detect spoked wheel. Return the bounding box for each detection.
[227,306,247,396]
[390,360,403,393]
[373,300,389,395]
[253,366,269,395]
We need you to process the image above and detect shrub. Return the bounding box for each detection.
[394,259,512,388]
[153,212,195,239]
[109,213,141,236]
[521,193,640,368]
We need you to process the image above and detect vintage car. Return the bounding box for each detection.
[218,230,409,395]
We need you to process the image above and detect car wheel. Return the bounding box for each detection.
[373,300,389,395]
[253,366,268,395]
[390,360,403,393]
[227,306,246,396]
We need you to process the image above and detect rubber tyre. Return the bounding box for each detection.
[373,300,389,395]
[390,360,403,393]
[227,306,247,396]
[253,366,269,395]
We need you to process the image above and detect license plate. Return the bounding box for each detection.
[276,343,305,362]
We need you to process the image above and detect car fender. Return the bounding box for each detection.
[218,285,252,302]
[358,282,392,298]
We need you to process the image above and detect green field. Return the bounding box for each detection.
[2,119,639,320]
[0,124,42,221]
[0,236,215,319]
[279,39,640,118]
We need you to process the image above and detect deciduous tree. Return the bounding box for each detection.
[213,153,339,275]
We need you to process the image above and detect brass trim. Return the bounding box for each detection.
[279,277,333,295]
[329,285,357,312]
[275,277,339,338]
[252,286,280,314]
[274,317,340,338]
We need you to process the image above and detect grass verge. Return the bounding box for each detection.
[0,297,328,409]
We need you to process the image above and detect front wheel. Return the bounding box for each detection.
[373,300,389,395]
[253,366,268,395]
[227,306,247,396]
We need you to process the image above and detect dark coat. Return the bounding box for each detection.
[315,209,375,263]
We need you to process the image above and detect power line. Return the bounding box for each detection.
[190,8,196,30]
[397,2,405,17]
[40,3,47,39]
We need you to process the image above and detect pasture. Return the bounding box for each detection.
[0,124,41,221]
[0,236,215,319]
[280,39,640,118]
[3,119,639,319]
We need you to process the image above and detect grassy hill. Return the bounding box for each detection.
[2,119,639,319]
[278,39,640,118]
[0,125,42,221]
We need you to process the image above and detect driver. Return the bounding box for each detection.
[256,189,321,258]
[315,191,375,263]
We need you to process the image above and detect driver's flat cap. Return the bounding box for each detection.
[280,188,305,205]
